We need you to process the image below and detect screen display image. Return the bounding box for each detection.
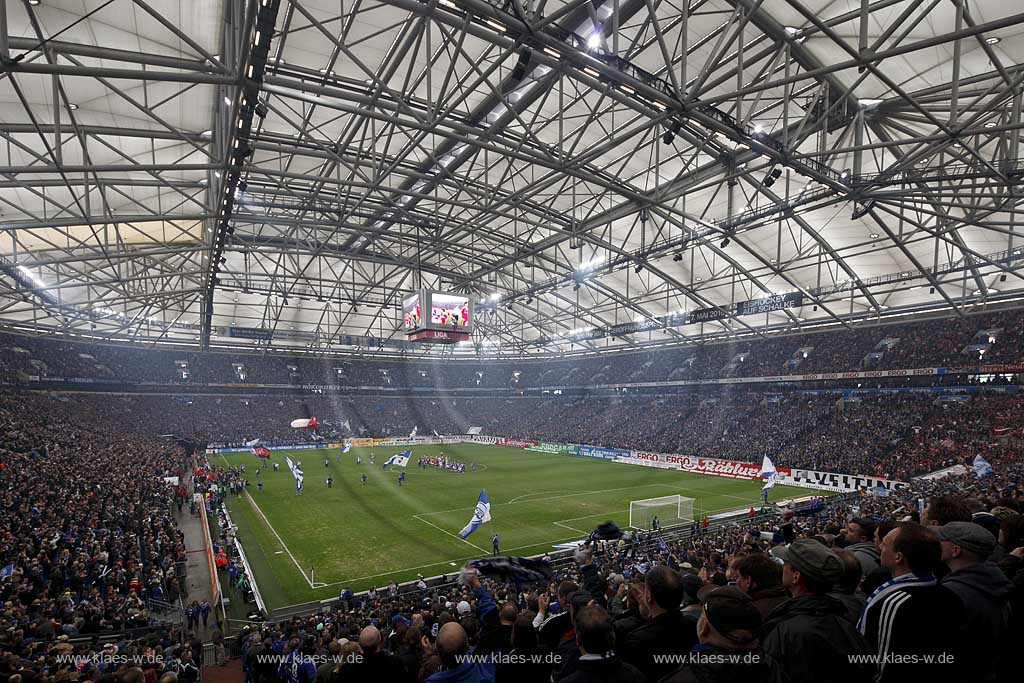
[402,294,422,331]
[430,293,470,329]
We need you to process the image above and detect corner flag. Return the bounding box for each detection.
[760,455,778,491]
[383,450,411,469]
[973,454,993,478]
[459,489,491,539]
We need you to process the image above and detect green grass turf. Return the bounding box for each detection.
[217,444,812,610]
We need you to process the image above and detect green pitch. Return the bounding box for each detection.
[216,444,812,609]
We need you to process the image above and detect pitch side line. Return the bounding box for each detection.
[219,454,316,590]
[241,489,317,590]
[413,514,489,554]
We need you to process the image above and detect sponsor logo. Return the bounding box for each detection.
[499,438,539,449]
[786,469,909,492]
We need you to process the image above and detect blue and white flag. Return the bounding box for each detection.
[383,449,411,469]
[285,456,304,491]
[459,489,491,539]
[973,454,993,478]
[0,563,13,581]
[409,426,418,438]
[341,441,352,454]
[760,455,778,491]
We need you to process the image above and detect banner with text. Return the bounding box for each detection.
[781,469,909,492]
[526,441,572,454]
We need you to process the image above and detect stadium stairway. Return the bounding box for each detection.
[177,471,219,641]
[201,655,244,683]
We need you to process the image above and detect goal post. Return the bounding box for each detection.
[628,495,696,530]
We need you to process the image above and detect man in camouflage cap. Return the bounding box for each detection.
[760,539,873,683]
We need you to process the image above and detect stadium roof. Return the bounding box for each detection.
[1,0,1022,357]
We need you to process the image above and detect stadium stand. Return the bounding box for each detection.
[2,377,1023,682]
[1,307,1021,390]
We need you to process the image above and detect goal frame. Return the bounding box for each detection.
[628,494,695,530]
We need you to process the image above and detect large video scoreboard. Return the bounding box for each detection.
[403,290,474,342]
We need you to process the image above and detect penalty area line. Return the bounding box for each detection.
[413,514,489,554]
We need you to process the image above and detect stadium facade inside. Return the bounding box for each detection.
[1,3,1023,683]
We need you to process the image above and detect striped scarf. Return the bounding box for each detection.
[857,572,936,633]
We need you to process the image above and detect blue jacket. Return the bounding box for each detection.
[424,660,494,683]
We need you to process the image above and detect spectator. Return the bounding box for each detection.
[734,553,789,618]
[828,550,865,623]
[561,605,644,683]
[663,587,781,683]
[937,522,1013,683]
[424,622,493,683]
[343,626,409,682]
[618,566,697,682]
[861,522,964,683]
[841,518,880,578]
[495,613,547,683]
[761,539,874,683]
[536,581,578,652]
[922,496,973,527]
[553,590,595,681]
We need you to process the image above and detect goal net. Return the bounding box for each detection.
[629,495,695,530]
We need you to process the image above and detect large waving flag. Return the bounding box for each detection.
[285,456,304,491]
[409,426,418,438]
[290,417,319,429]
[760,454,778,491]
[340,440,352,454]
[973,454,993,478]
[250,446,270,458]
[459,490,491,539]
[383,450,411,469]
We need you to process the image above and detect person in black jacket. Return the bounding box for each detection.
[760,539,874,683]
[936,521,1012,683]
[734,553,789,619]
[536,580,579,653]
[554,590,596,681]
[612,581,645,646]
[618,565,697,682]
[662,586,785,683]
[561,605,645,683]
[495,612,549,683]
[859,522,964,683]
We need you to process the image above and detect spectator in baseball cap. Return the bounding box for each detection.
[937,522,1012,683]
[663,587,782,683]
[760,540,873,683]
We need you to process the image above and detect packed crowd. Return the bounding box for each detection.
[1,370,1023,683]
[0,394,206,683]
[1,307,1021,390]
[53,390,1024,480]
[228,461,1024,683]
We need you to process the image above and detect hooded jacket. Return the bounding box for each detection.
[760,594,873,683]
[746,586,790,620]
[941,561,1012,683]
[845,541,881,577]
